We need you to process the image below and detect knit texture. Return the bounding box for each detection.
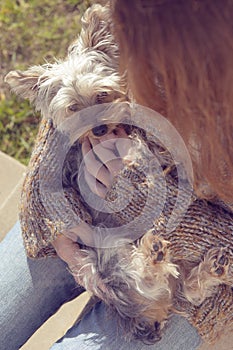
[20,117,233,342]
[20,118,92,258]
[105,135,233,342]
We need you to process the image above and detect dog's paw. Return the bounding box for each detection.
[184,247,233,305]
[140,229,178,278]
[150,236,169,264]
[141,229,170,264]
[208,247,233,281]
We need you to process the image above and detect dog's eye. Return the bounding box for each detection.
[68,103,79,112]
[96,91,108,104]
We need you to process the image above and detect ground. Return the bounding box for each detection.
[0,0,92,164]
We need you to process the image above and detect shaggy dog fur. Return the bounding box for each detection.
[5,3,233,344]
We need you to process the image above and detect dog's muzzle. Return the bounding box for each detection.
[92,124,108,137]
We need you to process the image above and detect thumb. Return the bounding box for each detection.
[52,235,83,266]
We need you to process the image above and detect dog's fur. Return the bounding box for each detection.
[5,4,126,127]
[5,4,233,343]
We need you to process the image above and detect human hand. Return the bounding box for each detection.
[82,126,132,198]
[52,228,92,285]
[52,233,89,287]
[52,234,82,268]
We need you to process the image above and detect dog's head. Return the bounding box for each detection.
[4,4,126,126]
[73,236,177,344]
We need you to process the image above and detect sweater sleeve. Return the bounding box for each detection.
[105,130,192,233]
[20,118,92,259]
[105,131,233,343]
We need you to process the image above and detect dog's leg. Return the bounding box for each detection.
[184,247,233,305]
[133,231,178,337]
[150,235,170,264]
[140,230,179,279]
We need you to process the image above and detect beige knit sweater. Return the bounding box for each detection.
[20,117,233,343]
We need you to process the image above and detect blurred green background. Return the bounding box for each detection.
[0,0,92,164]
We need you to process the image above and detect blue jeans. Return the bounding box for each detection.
[0,222,201,350]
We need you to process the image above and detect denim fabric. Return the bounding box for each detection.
[51,303,201,350]
[0,222,201,350]
[0,222,81,350]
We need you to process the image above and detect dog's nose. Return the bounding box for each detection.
[92,124,108,137]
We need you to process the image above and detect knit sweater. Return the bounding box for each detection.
[20,116,233,343]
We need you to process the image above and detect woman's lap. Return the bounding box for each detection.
[0,222,82,350]
[51,302,201,350]
[0,222,201,350]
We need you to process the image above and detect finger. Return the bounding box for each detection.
[90,139,124,176]
[84,166,108,198]
[81,137,93,158]
[89,134,116,151]
[65,222,95,246]
[90,137,117,164]
[98,127,128,149]
[105,158,124,176]
[52,235,81,263]
[52,235,90,280]
[95,127,131,158]
[115,137,133,158]
[82,139,112,187]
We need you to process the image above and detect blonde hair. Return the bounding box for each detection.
[111,0,233,203]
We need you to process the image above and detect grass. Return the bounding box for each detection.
[0,0,93,164]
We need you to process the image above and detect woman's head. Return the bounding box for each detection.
[111,0,233,203]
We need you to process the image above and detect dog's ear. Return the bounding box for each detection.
[69,4,118,60]
[4,66,48,103]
